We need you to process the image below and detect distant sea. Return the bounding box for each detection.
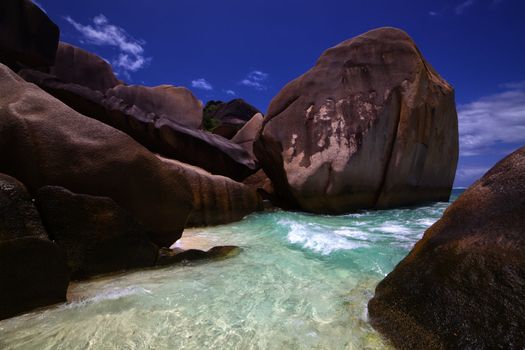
[0,190,464,349]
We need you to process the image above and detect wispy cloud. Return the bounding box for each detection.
[64,14,149,77]
[455,0,475,14]
[428,11,438,16]
[240,70,269,90]
[191,78,213,91]
[458,81,525,156]
[224,89,236,96]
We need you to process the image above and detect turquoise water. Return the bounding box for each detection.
[0,191,461,350]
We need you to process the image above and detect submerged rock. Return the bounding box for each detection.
[254,27,458,214]
[157,245,240,266]
[37,186,159,280]
[158,156,263,227]
[50,42,121,92]
[0,174,69,320]
[19,68,258,181]
[0,63,193,247]
[0,0,59,69]
[368,146,525,349]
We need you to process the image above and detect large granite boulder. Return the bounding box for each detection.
[106,84,203,129]
[368,146,525,350]
[0,63,193,247]
[0,0,59,69]
[18,69,258,181]
[37,186,159,280]
[254,27,458,214]
[50,42,120,92]
[207,99,261,139]
[231,112,264,158]
[158,156,263,227]
[0,174,69,320]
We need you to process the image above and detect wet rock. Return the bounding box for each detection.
[368,146,525,350]
[254,27,458,214]
[156,245,240,266]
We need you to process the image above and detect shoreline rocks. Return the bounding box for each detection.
[254,27,458,214]
[368,146,525,349]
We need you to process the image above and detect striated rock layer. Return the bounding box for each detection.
[0,63,193,247]
[0,174,69,320]
[254,27,458,214]
[368,146,525,350]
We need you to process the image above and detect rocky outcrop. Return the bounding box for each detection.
[0,174,69,320]
[0,63,193,247]
[254,27,458,214]
[207,99,261,139]
[158,156,263,227]
[157,246,240,266]
[50,42,120,92]
[106,84,203,129]
[368,146,525,350]
[0,0,59,69]
[232,112,264,158]
[37,186,159,280]
[18,69,258,181]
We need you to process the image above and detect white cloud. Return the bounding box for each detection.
[191,78,213,91]
[455,0,475,14]
[240,70,269,90]
[64,14,149,75]
[458,82,525,156]
[428,11,438,16]
[224,89,236,96]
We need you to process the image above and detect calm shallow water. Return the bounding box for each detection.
[0,191,462,350]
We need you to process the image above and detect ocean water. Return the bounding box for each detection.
[0,191,462,350]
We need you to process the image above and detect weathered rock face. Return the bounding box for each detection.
[37,186,159,280]
[106,84,203,129]
[50,42,120,92]
[368,146,525,350]
[158,156,263,227]
[18,69,258,181]
[209,99,261,139]
[0,63,193,247]
[232,112,264,158]
[254,27,458,214]
[0,0,59,69]
[0,174,69,320]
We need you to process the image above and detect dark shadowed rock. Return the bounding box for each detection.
[0,174,69,320]
[18,69,258,181]
[0,63,193,247]
[37,186,159,280]
[232,112,264,158]
[368,146,525,350]
[254,27,458,214]
[106,84,203,128]
[157,245,240,266]
[158,156,263,227]
[209,99,261,139]
[50,42,120,92]
[243,169,275,204]
[0,0,59,69]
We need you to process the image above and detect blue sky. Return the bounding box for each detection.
[35,0,525,187]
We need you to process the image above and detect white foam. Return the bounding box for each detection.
[283,221,365,255]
